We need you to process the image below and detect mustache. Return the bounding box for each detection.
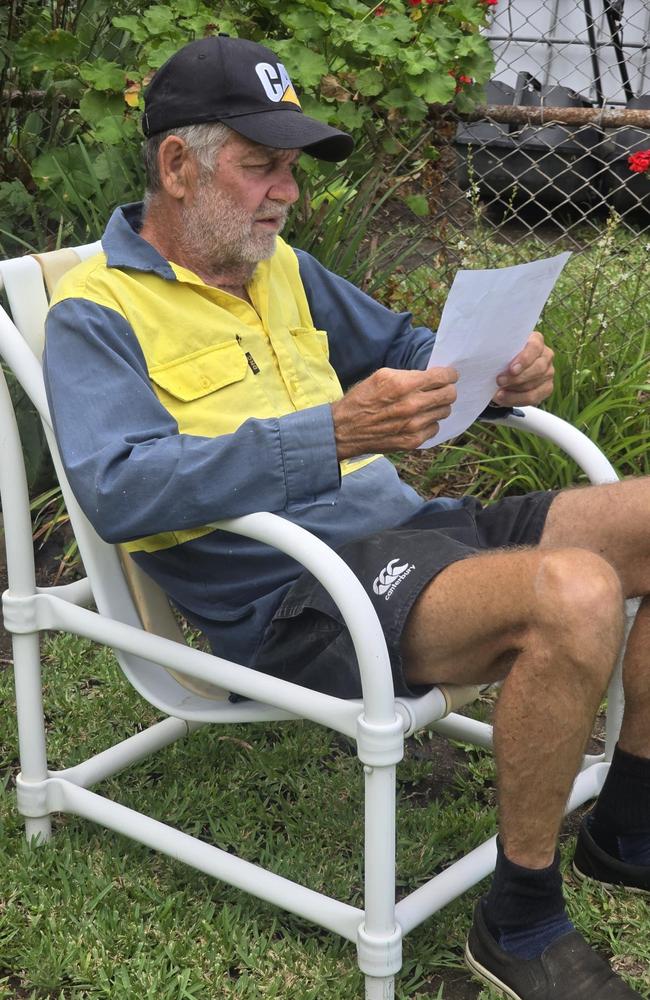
[254,203,290,224]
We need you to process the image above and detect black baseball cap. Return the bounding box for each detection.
[143,36,354,162]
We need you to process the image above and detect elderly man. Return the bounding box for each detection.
[43,35,649,1000]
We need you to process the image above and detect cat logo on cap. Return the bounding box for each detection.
[255,62,301,107]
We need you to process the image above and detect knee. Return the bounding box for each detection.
[537,547,623,607]
[532,548,625,680]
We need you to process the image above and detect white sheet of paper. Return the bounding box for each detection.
[421,251,571,446]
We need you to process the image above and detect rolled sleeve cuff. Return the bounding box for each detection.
[278,404,341,511]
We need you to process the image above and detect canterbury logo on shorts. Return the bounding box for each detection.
[373,558,416,599]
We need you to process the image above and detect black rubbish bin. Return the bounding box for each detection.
[455,74,605,211]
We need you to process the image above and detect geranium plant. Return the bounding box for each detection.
[628,150,650,175]
[14,0,496,161]
[5,0,497,246]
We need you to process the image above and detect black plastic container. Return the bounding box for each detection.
[455,74,604,210]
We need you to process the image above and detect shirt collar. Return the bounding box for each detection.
[102,202,177,280]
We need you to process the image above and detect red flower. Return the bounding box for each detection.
[374,3,386,12]
[628,150,650,174]
[458,75,473,84]
[407,0,422,7]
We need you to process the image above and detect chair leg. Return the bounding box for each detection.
[359,761,401,999]
[12,632,52,843]
[0,370,51,842]
[365,974,395,999]
[604,597,639,761]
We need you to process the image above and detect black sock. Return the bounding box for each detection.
[483,840,573,959]
[591,744,650,864]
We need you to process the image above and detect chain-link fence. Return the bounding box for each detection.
[401,0,650,375]
[464,0,649,224]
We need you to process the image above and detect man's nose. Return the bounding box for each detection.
[268,168,300,205]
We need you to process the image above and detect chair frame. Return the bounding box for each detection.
[0,244,634,999]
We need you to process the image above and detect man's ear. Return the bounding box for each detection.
[158,135,196,201]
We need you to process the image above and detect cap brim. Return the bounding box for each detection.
[222,108,354,162]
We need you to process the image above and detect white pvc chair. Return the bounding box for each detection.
[0,244,634,999]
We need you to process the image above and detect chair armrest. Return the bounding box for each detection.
[217,409,616,712]
[482,405,619,485]
[211,512,397,724]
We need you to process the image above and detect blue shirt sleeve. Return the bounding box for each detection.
[44,297,341,544]
[296,249,435,384]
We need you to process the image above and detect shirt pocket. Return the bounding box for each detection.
[289,326,342,403]
[148,340,250,436]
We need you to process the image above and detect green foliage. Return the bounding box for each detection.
[29,486,78,581]
[31,137,144,244]
[405,194,430,217]
[386,217,650,496]
[105,0,495,140]
[0,0,141,250]
[0,0,494,248]
[287,146,428,293]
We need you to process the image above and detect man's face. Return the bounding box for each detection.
[182,132,300,271]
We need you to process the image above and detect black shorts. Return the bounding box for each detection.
[252,491,557,700]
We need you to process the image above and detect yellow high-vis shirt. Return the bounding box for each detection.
[51,236,378,553]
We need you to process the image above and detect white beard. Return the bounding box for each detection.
[181,183,289,277]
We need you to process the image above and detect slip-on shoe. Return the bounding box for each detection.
[465,899,642,998]
[573,816,650,894]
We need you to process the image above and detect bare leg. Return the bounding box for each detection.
[540,478,650,757]
[402,546,625,868]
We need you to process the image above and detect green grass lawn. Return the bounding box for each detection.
[1,634,649,999]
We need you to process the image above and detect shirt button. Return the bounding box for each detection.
[200,376,210,388]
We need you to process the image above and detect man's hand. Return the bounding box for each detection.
[492,330,554,407]
[331,366,458,460]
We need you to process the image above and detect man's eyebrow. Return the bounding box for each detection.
[242,145,301,162]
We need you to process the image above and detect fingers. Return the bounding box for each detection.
[376,366,458,396]
[494,331,554,406]
[369,368,457,419]
[501,330,545,379]
[425,365,459,388]
[389,367,458,418]
[369,368,456,431]
[497,353,552,390]
[396,393,454,432]
[331,366,459,458]
[493,364,554,403]
[493,377,554,407]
